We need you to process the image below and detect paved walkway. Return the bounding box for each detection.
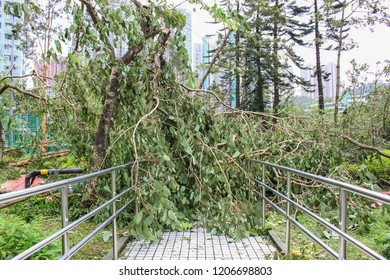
[121,228,276,260]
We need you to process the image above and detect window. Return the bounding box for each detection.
[5,23,13,28]
[4,44,12,50]
[5,33,13,40]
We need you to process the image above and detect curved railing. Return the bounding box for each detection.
[0,161,140,260]
[246,159,390,260]
[1,159,389,260]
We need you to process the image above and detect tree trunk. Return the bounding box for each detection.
[257,58,265,113]
[0,121,5,160]
[235,1,241,108]
[272,0,280,118]
[40,1,54,153]
[91,65,122,171]
[41,59,48,153]
[334,8,345,126]
[314,0,325,111]
[256,10,264,112]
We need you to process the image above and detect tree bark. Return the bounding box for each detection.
[334,8,345,126]
[272,0,280,119]
[40,0,55,153]
[314,0,325,111]
[235,1,241,108]
[256,9,264,113]
[0,121,5,161]
[0,83,41,99]
[343,135,390,159]
[91,65,122,170]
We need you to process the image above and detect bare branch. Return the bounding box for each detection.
[343,135,390,159]
[0,73,35,83]
[199,29,232,89]
[0,83,42,100]
[179,83,280,120]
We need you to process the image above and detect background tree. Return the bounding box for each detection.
[324,0,389,125]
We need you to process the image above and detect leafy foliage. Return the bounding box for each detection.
[0,214,61,260]
[0,1,389,252]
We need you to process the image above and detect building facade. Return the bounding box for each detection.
[300,63,337,101]
[177,9,192,69]
[0,0,24,77]
[193,43,202,83]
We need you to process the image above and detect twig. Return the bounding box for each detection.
[198,29,232,89]
[343,135,390,159]
[131,96,160,186]
[179,83,280,120]
[0,83,42,100]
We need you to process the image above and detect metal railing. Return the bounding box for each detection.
[247,159,390,260]
[0,161,140,260]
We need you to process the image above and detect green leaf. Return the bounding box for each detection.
[168,210,176,221]
[103,185,111,193]
[134,212,143,225]
[102,231,112,242]
[180,139,193,155]
[232,151,240,158]
[323,230,331,239]
[163,154,175,168]
[144,216,153,226]
[55,40,62,53]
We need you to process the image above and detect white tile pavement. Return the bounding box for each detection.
[121,228,276,260]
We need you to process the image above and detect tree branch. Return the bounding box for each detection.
[0,73,35,83]
[80,0,116,58]
[179,83,280,120]
[0,83,42,100]
[343,135,390,159]
[120,44,144,65]
[199,29,232,89]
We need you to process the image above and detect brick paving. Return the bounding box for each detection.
[121,228,276,260]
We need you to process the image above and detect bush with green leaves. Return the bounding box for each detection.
[0,214,61,260]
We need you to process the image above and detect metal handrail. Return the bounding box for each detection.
[0,161,141,260]
[0,163,132,205]
[247,159,390,260]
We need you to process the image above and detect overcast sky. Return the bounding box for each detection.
[168,0,390,80]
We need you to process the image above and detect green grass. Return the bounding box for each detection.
[0,195,127,260]
[265,207,390,260]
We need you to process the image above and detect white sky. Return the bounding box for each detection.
[168,0,390,80]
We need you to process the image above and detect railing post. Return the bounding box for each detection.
[339,188,347,259]
[262,164,266,228]
[286,172,291,255]
[112,171,118,260]
[61,185,69,257]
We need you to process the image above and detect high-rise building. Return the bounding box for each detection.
[1,0,24,146]
[200,35,224,90]
[229,32,236,107]
[202,35,212,90]
[34,59,66,88]
[0,0,24,77]
[300,64,316,100]
[193,43,202,83]
[178,9,192,69]
[323,63,337,100]
[300,63,337,101]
